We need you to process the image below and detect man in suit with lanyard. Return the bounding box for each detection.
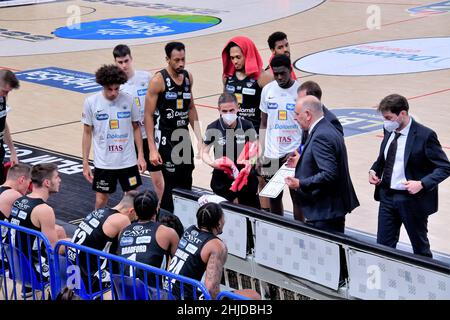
[285,95,359,231]
[369,94,450,257]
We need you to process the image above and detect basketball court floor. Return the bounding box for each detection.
[1,0,449,254]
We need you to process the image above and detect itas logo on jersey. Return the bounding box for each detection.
[165,92,177,100]
[108,145,123,152]
[277,136,293,144]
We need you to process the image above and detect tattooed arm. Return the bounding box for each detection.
[202,239,228,299]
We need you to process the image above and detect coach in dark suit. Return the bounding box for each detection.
[369,94,450,257]
[286,96,359,233]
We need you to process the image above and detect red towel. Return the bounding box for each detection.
[3,161,12,178]
[222,36,263,80]
[268,54,297,80]
[230,163,251,193]
[215,156,239,179]
[237,141,259,165]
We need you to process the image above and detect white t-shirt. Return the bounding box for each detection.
[259,80,302,159]
[82,91,140,169]
[120,70,152,139]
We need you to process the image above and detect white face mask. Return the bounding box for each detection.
[383,120,400,132]
[222,113,237,126]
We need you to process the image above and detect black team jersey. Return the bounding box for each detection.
[224,74,262,133]
[8,195,49,280]
[167,225,219,300]
[119,221,167,285]
[68,207,120,286]
[156,69,192,132]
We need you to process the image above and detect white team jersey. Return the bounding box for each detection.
[82,91,140,169]
[259,80,302,159]
[120,70,152,139]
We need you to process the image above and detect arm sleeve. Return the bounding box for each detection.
[81,98,93,126]
[203,124,216,146]
[421,130,450,189]
[130,95,140,122]
[259,86,268,113]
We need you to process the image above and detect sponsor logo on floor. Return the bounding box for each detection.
[294,37,450,76]
[54,15,221,40]
[331,108,383,137]
[407,1,450,16]
[1,0,325,56]
[15,67,101,93]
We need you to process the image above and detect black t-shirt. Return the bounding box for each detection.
[224,75,262,132]
[68,207,119,282]
[204,118,257,189]
[167,225,219,299]
[204,117,257,163]
[119,220,166,284]
[8,195,49,279]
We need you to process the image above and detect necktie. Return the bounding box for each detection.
[298,130,308,154]
[382,132,402,188]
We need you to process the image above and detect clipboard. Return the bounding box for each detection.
[258,163,295,198]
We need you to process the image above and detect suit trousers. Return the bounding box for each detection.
[377,187,432,258]
[306,216,345,233]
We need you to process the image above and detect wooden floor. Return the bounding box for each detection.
[1,0,449,254]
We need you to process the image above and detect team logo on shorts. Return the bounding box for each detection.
[109,119,119,129]
[278,110,287,120]
[129,176,137,186]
